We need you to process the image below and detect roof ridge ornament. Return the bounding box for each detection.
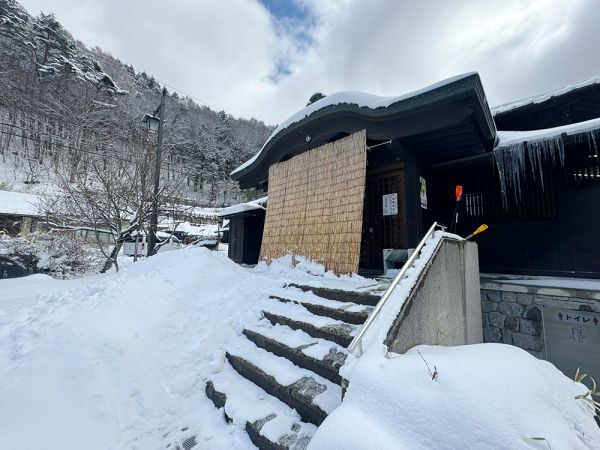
[306,92,326,106]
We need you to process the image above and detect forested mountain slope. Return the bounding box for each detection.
[0,0,272,206]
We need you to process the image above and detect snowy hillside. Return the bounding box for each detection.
[1,248,598,449]
[0,0,272,206]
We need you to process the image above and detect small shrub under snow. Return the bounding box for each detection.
[0,232,104,278]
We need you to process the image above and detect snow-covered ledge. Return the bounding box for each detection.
[481,274,600,302]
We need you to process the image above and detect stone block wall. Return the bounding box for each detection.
[481,289,544,358]
[481,282,600,359]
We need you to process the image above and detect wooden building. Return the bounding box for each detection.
[230,73,600,278]
[218,197,267,265]
[0,190,45,235]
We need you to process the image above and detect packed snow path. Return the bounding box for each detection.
[205,282,383,449]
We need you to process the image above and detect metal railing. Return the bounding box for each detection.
[348,222,446,356]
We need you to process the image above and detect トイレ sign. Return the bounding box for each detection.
[382,193,398,216]
[542,306,600,380]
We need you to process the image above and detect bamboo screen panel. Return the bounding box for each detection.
[260,129,367,274]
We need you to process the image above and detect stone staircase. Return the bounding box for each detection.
[205,283,383,449]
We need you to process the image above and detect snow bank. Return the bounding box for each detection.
[232,73,476,176]
[0,248,376,449]
[0,248,271,449]
[310,344,600,450]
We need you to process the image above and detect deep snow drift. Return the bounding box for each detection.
[310,344,600,450]
[0,247,371,449]
[1,248,598,449]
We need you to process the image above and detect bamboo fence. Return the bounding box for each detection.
[260,129,367,274]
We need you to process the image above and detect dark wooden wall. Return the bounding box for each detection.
[425,143,600,278]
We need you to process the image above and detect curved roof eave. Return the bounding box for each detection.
[232,72,496,187]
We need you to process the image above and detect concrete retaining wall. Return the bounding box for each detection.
[385,239,483,353]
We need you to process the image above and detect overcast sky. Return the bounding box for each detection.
[18,0,600,125]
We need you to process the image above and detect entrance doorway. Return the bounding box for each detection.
[359,163,408,272]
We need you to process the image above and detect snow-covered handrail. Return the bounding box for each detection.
[348,221,445,356]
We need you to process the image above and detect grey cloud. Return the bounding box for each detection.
[17,0,600,125]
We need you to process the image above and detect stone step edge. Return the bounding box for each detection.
[226,351,329,426]
[205,381,294,450]
[285,283,381,306]
[243,328,343,385]
[262,310,353,348]
[270,295,368,325]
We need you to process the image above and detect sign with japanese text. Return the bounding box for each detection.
[420,177,427,209]
[382,193,398,216]
[543,306,600,380]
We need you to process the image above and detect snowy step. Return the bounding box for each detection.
[226,339,342,426]
[269,295,369,325]
[262,311,354,348]
[206,361,317,450]
[272,286,375,315]
[285,283,382,306]
[243,326,347,384]
[261,301,357,348]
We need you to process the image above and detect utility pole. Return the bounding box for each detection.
[147,87,167,257]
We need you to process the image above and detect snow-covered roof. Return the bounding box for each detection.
[0,190,43,216]
[492,76,600,116]
[217,196,267,217]
[495,116,600,149]
[159,220,220,237]
[163,204,220,218]
[232,73,477,176]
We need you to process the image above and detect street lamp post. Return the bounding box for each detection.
[144,87,167,257]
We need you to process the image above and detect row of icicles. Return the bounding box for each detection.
[493,129,600,207]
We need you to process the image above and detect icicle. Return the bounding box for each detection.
[493,128,600,207]
[493,135,563,207]
[587,129,600,162]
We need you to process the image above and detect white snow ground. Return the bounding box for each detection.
[1,248,598,449]
[310,343,600,450]
[0,247,370,450]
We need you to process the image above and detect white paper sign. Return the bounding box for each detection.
[420,177,427,210]
[382,193,398,216]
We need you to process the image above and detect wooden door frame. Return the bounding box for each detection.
[360,162,409,271]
